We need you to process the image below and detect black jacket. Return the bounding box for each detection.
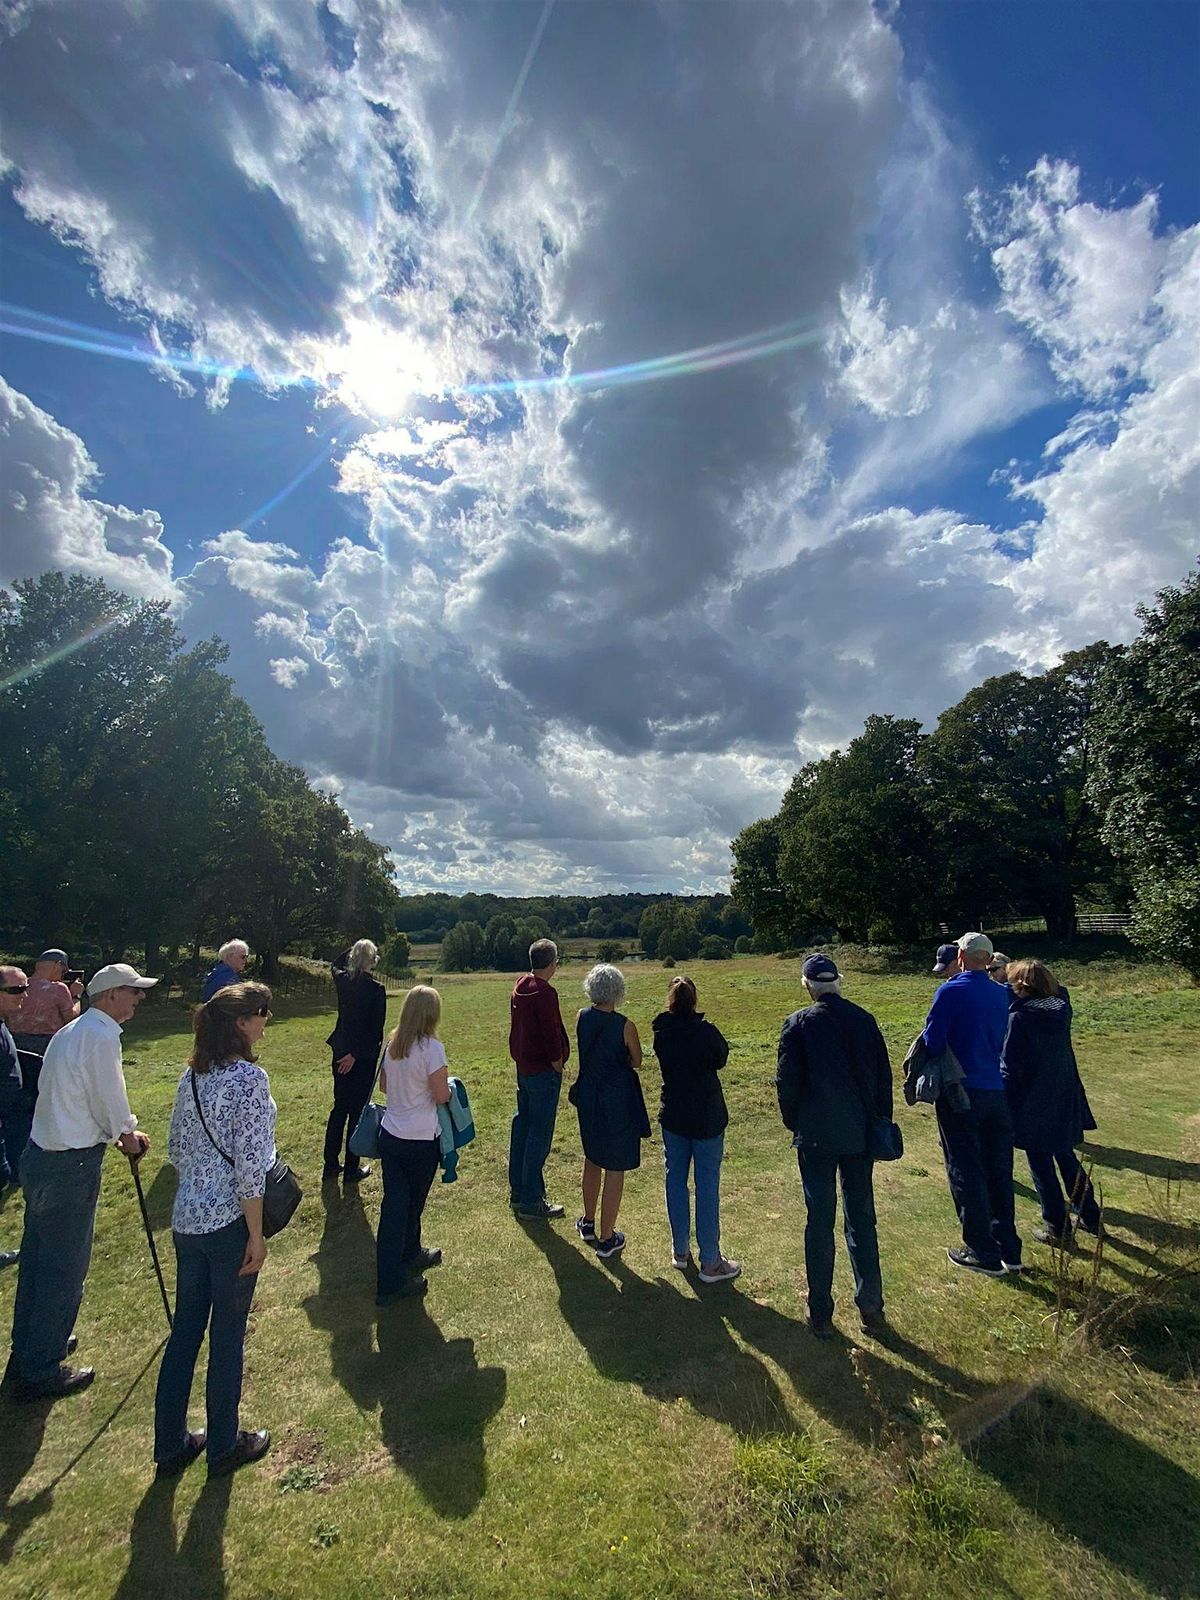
[1001,988,1096,1153]
[651,1011,730,1140]
[326,968,387,1064]
[776,993,893,1156]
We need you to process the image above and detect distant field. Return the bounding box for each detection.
[1,957,1197,1599]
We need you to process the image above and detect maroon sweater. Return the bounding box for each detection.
[509,973,570,1076]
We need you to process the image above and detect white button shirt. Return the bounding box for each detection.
[31,1007,139,1151]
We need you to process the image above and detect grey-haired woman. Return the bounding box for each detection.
[570,964,650,1259]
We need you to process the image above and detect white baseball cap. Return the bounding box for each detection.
[87,963,159,997]
[957,932,994,957]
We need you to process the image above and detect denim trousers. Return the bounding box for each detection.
[154,1216,258,1465]
[323,1053,376,1171]
[1027,1147,1101,1232]
[662,1128,724,1262]
[936,1088,1022,1268]
[9,1140,105,1384]
[796,1149,883,1321]
[507,1071,562,1208]
[376,1129,440,1296]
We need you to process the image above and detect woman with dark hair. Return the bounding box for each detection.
[651,975,740,1282]
[324,938,387,1183]
[1001,958,1101,1245]
[153,982,276,1479]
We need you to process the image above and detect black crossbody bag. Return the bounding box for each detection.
[190,1069,303,1238]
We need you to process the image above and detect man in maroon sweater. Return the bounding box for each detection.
[508,940,569,1219]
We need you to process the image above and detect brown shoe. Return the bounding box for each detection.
[156,1430,207,1479]
[208,1429,270,1478]
[11,1364,95,1401]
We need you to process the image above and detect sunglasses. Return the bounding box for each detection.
[253,1005,272,1019]
[1,984,29,996]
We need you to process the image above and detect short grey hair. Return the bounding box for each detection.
[583,963,626,1005]
[217,939,249,964]
[804,976,842,999]
[529,939,558,972]
[348,938,379,972]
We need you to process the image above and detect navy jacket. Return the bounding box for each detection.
[201,960,241,1003]
[776,993,893,1156]
[1001,988,1096,1153]
[327,968,387,1064]
[651,1010,729,1140]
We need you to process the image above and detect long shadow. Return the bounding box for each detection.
[143,1162,179,1231]
[0,1399,53,1562]
[114,1474,232,1599]
[973,1389,1200,1598]
[301,1182,505,1519]
[1083,1144,1200,1183]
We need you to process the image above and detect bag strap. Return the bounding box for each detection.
[190,1067,234,1167]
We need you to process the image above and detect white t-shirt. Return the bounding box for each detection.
[381,1034,446,1140]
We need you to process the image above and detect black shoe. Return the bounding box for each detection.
[595,1231,625,1259]
[64,1335,77,1357]
[343,1163,373,1183]
[947,1247,1005,1278]
[576,1216,598,1247]
[376,1278,428,1306]
[156,1430,207,1479]
[809,1317,835,1341]
[859,1311,887,1336]
[11,1364,96,1401]
[208,1428,270,1478]
[0,1249,18,1269]
[409,1247,442,1272]
[517,1199,564,1220]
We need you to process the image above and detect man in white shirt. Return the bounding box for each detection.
[4,963,155,1401]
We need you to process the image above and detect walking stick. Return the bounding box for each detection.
[129,1154,173,1331]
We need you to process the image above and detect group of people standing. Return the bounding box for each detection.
[0,925,1100,1488]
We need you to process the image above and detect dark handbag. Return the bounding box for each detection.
[823,1004,904,1163]
[190,1069,302,1238]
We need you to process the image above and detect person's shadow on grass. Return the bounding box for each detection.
[114,1475,232,1600]
[0,1397,53,1562]
[1082,1144,1200,1184]
[302,1181,506,1519]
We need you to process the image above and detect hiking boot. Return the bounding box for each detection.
[946,1247,1004,1278]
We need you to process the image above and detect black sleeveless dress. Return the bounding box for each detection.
[570,1008,651,1171]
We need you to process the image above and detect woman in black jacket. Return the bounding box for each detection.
[323,939,387,1183]
[651,976,740,1283]
[1001,958,1100,1244]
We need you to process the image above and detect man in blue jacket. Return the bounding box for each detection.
[923,932,1023,1276]
[776,954,893,1339]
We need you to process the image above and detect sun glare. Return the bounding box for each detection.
[328,323,443,418]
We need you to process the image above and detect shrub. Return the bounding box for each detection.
[699,935,732,960]
[662,955,676,968]
[734,934,755,953]
[597,940,622,962]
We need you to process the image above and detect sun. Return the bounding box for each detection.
[327,321,443,419]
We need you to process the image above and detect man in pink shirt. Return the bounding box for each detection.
[10,949,81,1137]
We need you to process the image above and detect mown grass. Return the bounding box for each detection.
[1,956,1197,1600]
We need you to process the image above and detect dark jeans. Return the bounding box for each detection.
[154,1216,258,1464]
[323,1052,377,1172]
[796,1149,883,1321]
[1027,1147,1101,1233]
[936,1088,1022,1268]
[376,1129,440,1296]
[9,1140,105,1384]
[10,1036,47,1162]
[507,1070,562,1208]
[0,1074,27,1186]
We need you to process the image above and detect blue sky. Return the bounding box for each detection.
[1,0,1196,894]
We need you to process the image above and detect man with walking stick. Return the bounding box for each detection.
[3,963,155,1401]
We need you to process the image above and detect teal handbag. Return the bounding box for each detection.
[349,1049,386,1159]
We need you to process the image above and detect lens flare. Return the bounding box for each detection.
[0,612,127,693]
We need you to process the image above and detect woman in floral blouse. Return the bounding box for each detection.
[153,982,277,1480]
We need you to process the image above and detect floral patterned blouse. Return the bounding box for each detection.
[168,1058,277,1236]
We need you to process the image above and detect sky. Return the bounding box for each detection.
[1,0,1197,896]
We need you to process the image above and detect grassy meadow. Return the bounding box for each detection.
[1,954,1197,1600]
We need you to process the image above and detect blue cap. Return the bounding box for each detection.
[802,952,840,983]
[38,949,68,966]
[932,943,958,974]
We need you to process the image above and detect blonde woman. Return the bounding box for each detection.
[376,986,452,1305]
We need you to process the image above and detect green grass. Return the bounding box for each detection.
[1,958,1198,1599]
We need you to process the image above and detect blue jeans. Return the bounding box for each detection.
[507,1071,562,1209]
[9,1141,105,1383]
[1027,1147,1101,1233]
[936,1088,1022,1268]
[796,1149,883,1321]
[154,1216,258,1464]
[662,1128,724,1262]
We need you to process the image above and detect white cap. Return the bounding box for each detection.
[87,963,159,997]
[957,932,994,957]
[988,951,1011,968]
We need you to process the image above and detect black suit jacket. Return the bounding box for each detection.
[326,969,387,1064]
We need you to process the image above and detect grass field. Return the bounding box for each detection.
[1,956,1197,1600]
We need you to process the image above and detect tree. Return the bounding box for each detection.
[596,939,622,962]
[1088,570,1200,977]
[734,934,754,953]
[921,645,1122,936]
[441,921,484,972]
[699,935,731,960]
[382,931,411,973]
[730,814,799,952]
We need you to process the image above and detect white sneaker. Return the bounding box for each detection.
[698,1257,742,1284]
[671,1251,692,1271]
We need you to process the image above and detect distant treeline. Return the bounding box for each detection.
[0,574,399,975]
[731,569,1199,979]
